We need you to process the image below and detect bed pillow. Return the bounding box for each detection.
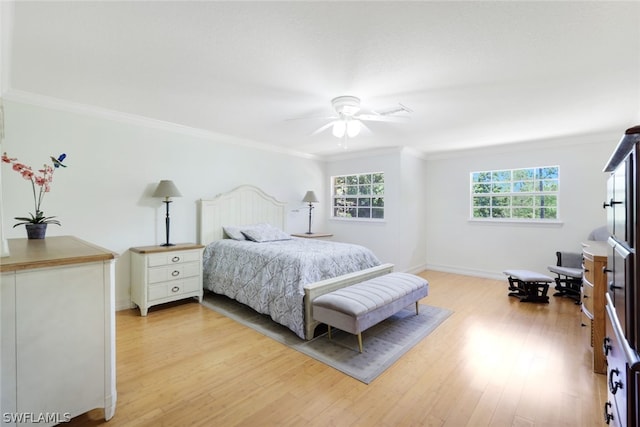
[222,225,247,241]
[241,223,292,242]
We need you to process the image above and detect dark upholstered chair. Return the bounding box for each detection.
[547,251,583,304]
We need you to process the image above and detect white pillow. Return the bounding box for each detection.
[222,225,247,241]
[241,223,291,243]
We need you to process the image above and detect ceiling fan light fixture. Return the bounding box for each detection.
[346,119,361,137]
[332,120,346,138]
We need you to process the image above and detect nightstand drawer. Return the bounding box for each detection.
[148,261,200,284]
[148,276,200,301]
[147,249,201,267]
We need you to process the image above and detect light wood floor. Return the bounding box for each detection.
[69,270,606,426]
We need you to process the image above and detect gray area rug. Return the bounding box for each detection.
[201,293,453,384]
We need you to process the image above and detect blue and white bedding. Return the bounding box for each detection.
[202,237,381,339]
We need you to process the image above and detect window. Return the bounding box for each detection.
[471,166,559,220]
[332,172,384,219]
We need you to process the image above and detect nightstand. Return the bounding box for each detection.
[291,233,333,238]
[130,243,204,315]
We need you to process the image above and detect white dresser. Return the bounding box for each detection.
[0,236,117,426]
[130,243,204,316]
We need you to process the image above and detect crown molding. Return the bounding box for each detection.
[2,89,320,161]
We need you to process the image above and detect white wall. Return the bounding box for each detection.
[425,132,620,279]
[324,148,428,273]
[1,100,326,309]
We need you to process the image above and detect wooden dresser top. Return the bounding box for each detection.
[0,235,117,273]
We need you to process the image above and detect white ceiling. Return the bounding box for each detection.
[4,1,640,158]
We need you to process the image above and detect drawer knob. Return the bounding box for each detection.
[171,286,180,293]
[172,256,181,263]
[172,270,180,277]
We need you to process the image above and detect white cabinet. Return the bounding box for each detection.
[130,243,204,316]
[1,236,117,426]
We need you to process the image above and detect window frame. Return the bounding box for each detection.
[469,165,560,223]
[330,171,385,221]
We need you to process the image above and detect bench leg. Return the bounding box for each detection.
[357,333,363,353]
[415,301,419,315]
[327,325,332,340]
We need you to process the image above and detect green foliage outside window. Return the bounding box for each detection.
[332,172,384,219]
[471,166,559,220]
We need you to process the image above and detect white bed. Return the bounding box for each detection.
[198,185,394,339]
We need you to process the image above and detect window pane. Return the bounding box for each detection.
[473,208,490,217]
[346,186,358,195]
[359,185,371,195]
[535,207,557,219]
[512,196,533,206]
[513,181,534,192]
[373,173,384,184]
[513,208,534,218]
[372,208,384,219]
[472,172,491,183]
[541,180,558,191]
[473,183,491,194]
[334,185,345,196]
[358,198,371,207]
[359,174,372,184]
[346,175,358,185]
[536,167,558,179]
[492,183,510,193]
[473,196,490,207]
[492,208,509,218]
[334,176,345,186]
[357,208,370,218]
[372,197,384,207]
[535,195,557,207]
[492,170,511,181]
[492,196,509,207]
[513,169,534,180]
[345,207,356,217]
[373,184,384,195]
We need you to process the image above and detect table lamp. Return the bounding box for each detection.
[153,180,182,246]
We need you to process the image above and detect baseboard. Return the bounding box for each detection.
[116,299,135,312]
[424,263,505,281]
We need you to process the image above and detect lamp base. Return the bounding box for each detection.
[160,243,176,247]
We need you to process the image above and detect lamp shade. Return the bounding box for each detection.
[152,180,182,199]
[302,190,319,203]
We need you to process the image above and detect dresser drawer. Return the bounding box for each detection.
[148,276,200,301]
[147,249,201,267]
[583,256,595,285]
[581,309,593,347]
[582,280,594,314]
[148,261,201,284]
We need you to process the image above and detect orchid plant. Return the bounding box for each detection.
[2,152,67,227]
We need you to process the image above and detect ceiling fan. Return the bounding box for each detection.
[310,95,412,139]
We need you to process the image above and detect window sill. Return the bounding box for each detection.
[468,218,564,227]
[330,217,386,224]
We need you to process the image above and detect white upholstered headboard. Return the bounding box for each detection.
[198,185,286,246]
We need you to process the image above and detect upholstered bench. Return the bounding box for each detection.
[503,269,554,303]
[311,272,429,352]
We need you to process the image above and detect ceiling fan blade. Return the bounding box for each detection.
[286,115,337,122]
[310,121,335,136]
[357,114,410,122]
